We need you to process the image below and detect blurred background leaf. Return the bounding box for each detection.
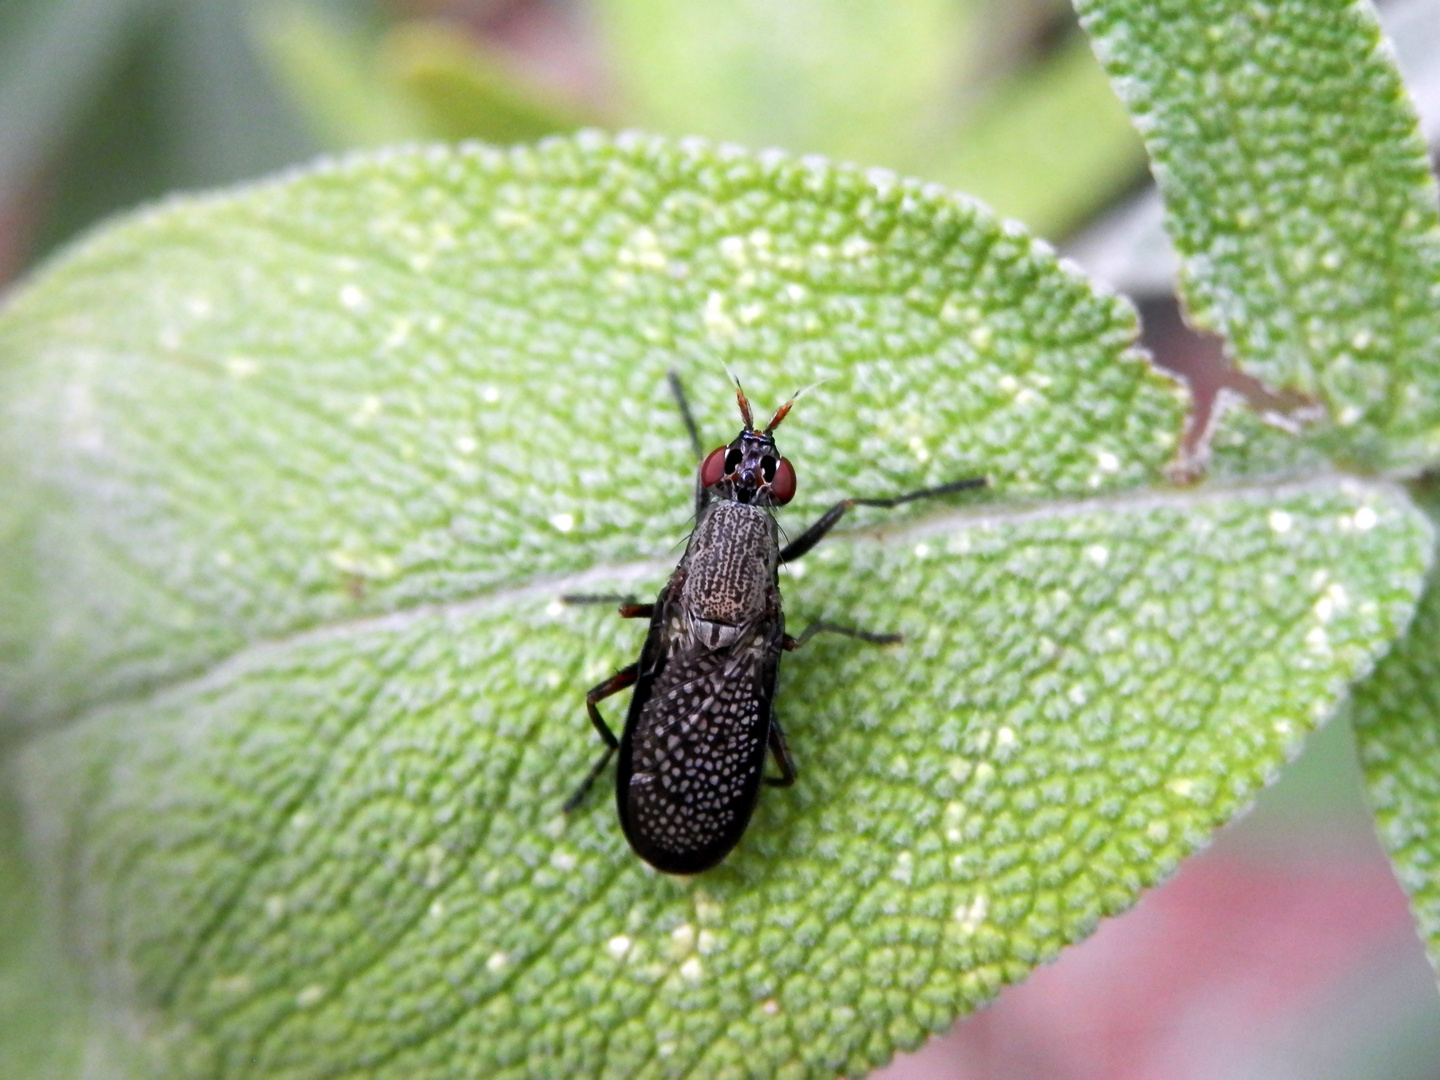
[0,0,1153,275]
[252,1,421,148]
[0,781,88,1079]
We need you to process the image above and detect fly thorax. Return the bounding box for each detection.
[680,501,777,627]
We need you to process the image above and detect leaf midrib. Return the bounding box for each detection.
[12,466,1403,751]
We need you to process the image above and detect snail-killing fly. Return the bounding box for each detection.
[564,373,986,874]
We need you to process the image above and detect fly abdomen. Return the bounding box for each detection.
[618,642,774,874]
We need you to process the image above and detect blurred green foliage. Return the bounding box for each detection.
[0,0,1147,270]
[1,0,324,261]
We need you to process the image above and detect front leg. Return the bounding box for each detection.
[665,370,713,517]
[779,476,987,563]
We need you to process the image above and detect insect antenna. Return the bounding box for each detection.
[763,396,794,434]
[732,378,755,431]
[763,374,833,433]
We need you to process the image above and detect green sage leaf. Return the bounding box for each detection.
[0,134,1429,1078]
[14,482,1429,1079]
[1076,0,1440,467]
[0,133,1179,730]
[1353,486,1440,976]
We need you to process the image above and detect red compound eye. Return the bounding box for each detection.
[771,457,796,504]
[700,446,728,487]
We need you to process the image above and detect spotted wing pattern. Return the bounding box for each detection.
[618,620,780,874]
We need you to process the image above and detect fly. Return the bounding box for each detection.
[564,372,986,874]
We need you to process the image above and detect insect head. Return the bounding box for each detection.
[698,382,797,506]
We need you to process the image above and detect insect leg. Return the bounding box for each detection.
[667,370,713,516]
[779,476,987,563]
[563,662,639,813]
[765,622,899,789]
[559,594,655,619]
[667,370,706,462]
[763,721,797,787]
[786,621,902,649]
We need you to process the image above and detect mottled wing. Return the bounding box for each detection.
[616,614,781,874]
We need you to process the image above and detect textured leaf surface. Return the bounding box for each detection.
[14,483,1429,1080]
[1353,487,1440,975]
[0,134,1178,730]
[1076,0,1440,467]
[0,135,1431,1078]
